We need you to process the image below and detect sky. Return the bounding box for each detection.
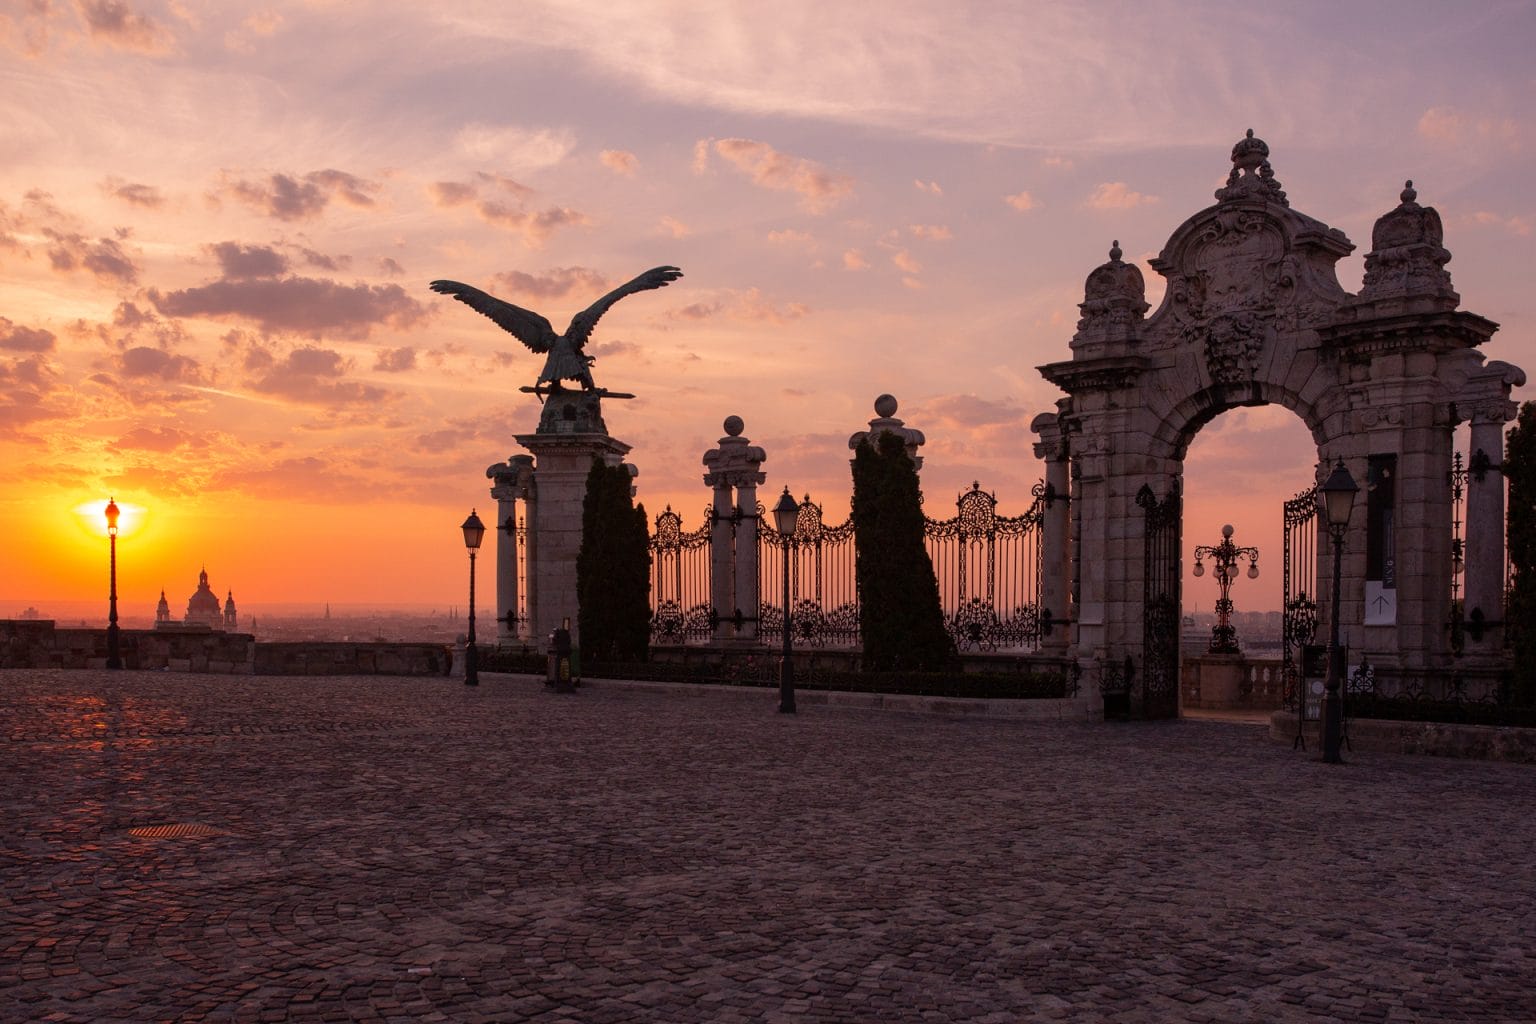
[2,0,1533,621]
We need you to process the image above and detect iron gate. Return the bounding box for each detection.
[1138,481,1181,719]
[649,505,713,643]
[1280,484,1319,711]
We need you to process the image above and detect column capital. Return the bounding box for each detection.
[702,415,767,488]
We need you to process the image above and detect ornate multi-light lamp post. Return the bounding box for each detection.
[461,509,486,687]
[1319,460,1359,764]
[1192,524,1259,654]
[105,497,122,670]
[771,487,800,715]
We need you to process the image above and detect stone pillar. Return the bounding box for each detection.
[708,483,734,642]
[514,390,632,648]
[848,394,925,468]
[734,481,760,641]
[487,461,520,645]
[1032,411,1071,654]
[701,415,767,644]
[1465,399,1517,651]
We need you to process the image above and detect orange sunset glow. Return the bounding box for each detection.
[2,3,1532,623]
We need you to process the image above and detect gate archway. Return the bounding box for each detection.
[1033,132,1523,718]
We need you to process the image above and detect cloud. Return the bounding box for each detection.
[891,249,922,274]
[149,276,426,338]
[428,181,478,207]
[455,123,575,172]
[373,346,416,372]
[0,317,56,352]
[709,138,854,212]
[221,169,380,221]
[1417,105,1521,150]
[1468,211,1532,236]
[914,179,943,196]
[114,425,202,452]
[225,8,283,52]
[206,455,361,500]
[117,345,203,382]
[490,266,608,302]
[1003,190,1036,212]
[244,344,392,406]
[43,228,138,284]
[78,0,174,54]
[101,177,165,209]
[671,288,806,324]
[0,353,67,433]
[378,256,404,276]
[658,215,691,238]
[908,224,951,241]
[427,176,588,247]
[600,149,638,175]
[1042,155,1075,170]
[768,228,814,245]
[1084,181,1159,209]
[210,241,289,279]
[842,249,869,271]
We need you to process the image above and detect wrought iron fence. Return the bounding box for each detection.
[925,482,1048,652]
[759,496,860,648]
[651,480,1050,654]
[648,505,713,643]
[1280,483,1319,712]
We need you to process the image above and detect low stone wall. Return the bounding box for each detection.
[649,643,1073,678]
[1269,709,1536,764]
[1182,654,1286,711]
[0,620,450,677]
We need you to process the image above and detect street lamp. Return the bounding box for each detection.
[461,509,486,687]
[105,497,122,670]
[1191,524,1259,653]
[1319,459,1358,764]
[772,487,799,714]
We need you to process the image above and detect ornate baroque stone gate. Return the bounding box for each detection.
[1034,131,1524,717]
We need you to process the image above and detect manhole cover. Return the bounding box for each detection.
[127,823,225,839]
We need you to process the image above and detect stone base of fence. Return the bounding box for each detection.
[1269,709,1536,764]
[1182,654,1286,711]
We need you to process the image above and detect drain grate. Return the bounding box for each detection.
[128,823,225,839]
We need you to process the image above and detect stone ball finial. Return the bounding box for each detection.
[1109,239,1122,262]
[1231,128,1269,171]
[874,394,898,418]
[1222,524,1234,539]
[723,414,744,437]
[1401,179,1417,205]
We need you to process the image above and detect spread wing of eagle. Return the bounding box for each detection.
[429,266,683,390]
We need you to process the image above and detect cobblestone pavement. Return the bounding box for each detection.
[3,670,1534,1023]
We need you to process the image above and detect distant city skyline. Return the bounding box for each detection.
[2,2,1532,615]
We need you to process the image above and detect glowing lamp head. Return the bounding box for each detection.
[461,509,486,551]
[104,497,120,537]
[1320,459,1359,530]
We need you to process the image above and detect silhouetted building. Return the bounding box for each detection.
[155,569,237,632]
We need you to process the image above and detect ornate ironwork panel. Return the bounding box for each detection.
[759,497,860,648]
[648,505,714,643]
[1138,482,1181,719]
[924,482,1048,652]
[1280,483,1319,711]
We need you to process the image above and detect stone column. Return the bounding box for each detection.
[734,481,760,641]
[702,415,767,644]
[708,482,734,642]
[1465,402,1516,650]
[514,391,632,648]
[1032,411,1071,654]
[487,461,520,645]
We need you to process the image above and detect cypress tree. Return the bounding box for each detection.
[577,458,653,665]
[852,431,955,671]
[1505,401,1536,706]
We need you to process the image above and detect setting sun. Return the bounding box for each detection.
[72,499,148,540]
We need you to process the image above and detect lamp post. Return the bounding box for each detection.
[461,509,486,686]
[1191,524,1259,654]
[1319,460,1358,764]
[772,487,799,714]
[105,497,122,670]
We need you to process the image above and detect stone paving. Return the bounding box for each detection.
[2,669,1534,1023]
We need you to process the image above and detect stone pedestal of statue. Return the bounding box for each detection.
[514,390,633,650]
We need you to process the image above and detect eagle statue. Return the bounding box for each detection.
[429,266,682,391]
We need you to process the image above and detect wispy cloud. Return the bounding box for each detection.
[600,149,638,176]
[1004,190,1036,212]
[78,0,175,54]
[455,123,575,172]
[219,169,381,222]
[704,138,854,212]
[1084,181,1159,210]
